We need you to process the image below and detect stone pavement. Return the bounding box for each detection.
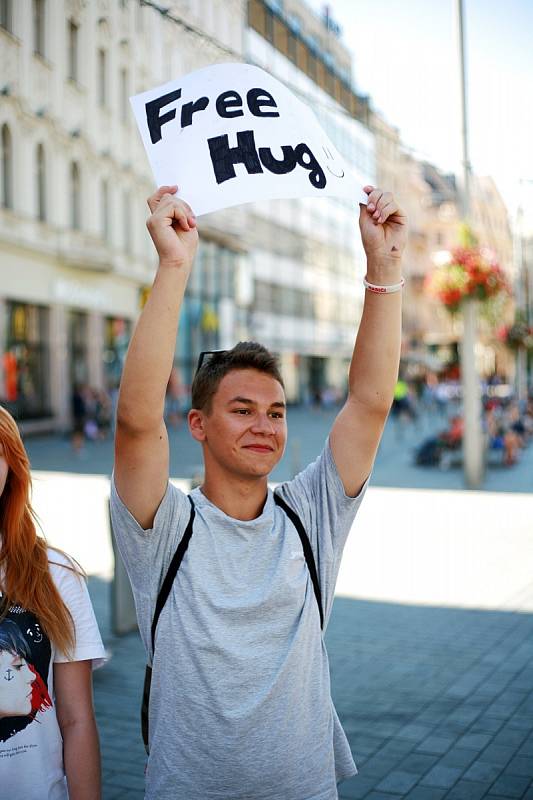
[25,408,533,799]
[23,404,533,494]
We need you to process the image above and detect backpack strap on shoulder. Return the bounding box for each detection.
[150,494,195,656]
[274,492,324,630]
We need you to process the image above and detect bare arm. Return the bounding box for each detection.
[55,660,101,800]
[114,186,198,528]
[330,187,407,496]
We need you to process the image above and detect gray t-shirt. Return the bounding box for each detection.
[110,440,368,800]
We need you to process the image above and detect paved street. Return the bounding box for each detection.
[23,404,533,493]
[26,407,533,799]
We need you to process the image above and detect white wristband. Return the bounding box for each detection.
[363,276,405,294]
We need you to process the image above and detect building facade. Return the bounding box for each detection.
[6,0,512,429]
[0,0,248,431]
[420,164,514,378]
[245,0,376,401]
[1,0,377,430]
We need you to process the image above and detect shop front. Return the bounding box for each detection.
[3,301,51,420]
[103,316,132,392]
[69,310,89,387]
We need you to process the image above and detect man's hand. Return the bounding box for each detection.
[146,185,199,269]
[359,185,407,265]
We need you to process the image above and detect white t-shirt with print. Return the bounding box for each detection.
[0,549,106,800]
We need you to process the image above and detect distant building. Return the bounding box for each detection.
[0,0,248,431]
[421,163,514,378]
[2,0,512,432]
[0,0,378,430]
[245,0,376,401]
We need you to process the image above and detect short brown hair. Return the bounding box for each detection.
[191,342,284,412]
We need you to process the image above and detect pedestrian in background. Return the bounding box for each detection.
[111,184,407,800]
[0,406,106,800]
[71,383,86,454]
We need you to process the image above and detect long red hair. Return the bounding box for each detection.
[0,406,77,656]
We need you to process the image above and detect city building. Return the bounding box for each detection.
[1,0,376,431]
[0,0,248,431]
[5,1,512,432]
[245,0,376,401]
[422,163,514,378]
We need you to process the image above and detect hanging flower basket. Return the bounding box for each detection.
[425,246,510,314]
[496,318,533,351]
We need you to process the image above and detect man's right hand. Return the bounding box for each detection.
[146,185,198,269]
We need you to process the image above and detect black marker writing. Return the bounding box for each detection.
[208,131,326,189]
[146,86,280,144]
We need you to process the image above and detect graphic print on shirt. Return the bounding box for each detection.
[0,603,52,743]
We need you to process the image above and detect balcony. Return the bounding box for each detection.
[57,228,113,272]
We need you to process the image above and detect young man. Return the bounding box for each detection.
[111,185,407,800]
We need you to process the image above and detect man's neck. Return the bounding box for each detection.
[200,475,269,521]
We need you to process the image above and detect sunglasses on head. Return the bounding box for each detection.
[195,350,228,373]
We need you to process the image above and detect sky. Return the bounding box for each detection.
[306,0,533,225]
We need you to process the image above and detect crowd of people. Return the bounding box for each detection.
[69,370,533,473]
[485,395,533,466]
[397,371,533,469]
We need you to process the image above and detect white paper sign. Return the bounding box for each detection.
[130,62,367,216]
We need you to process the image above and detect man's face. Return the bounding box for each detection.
[191,368,287,480]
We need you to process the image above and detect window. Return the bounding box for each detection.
[287,31,297,63]
[70,161,80,229]
[36,143,46,221]
[325,67,334,95]
[265,8,274,43]
[104,317,131,388]
[33,0,45,56]
[307,51,317,82]
[254,281,272,312]
[101,179,110,242]
[123,190,131,253]
[120,68,129,123]
[67,19,79,81]
[5,302,50,419]
[97,48,107,107]
[68,311,89,385]
[1,124,12,208]
[0,0,13,33]
[203,241,217,300]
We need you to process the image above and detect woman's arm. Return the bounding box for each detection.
[55,659,101,800]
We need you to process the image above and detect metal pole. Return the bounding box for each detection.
[514,201,527,405]
[456,0,484,487]
[515,178,533,400]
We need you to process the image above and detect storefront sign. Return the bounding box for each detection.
[53,279,107,310]
[130,62,366,216]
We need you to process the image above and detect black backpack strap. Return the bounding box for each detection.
[274,492,324,630]
[150,494,196,657]
[143,495,196,753]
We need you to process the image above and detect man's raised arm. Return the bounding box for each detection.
[330,186,408,497]
[114,186,198,529]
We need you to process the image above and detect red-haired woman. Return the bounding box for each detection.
[0,405,106,799]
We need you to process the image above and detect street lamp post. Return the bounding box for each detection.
[514,202,527,405]
[456,0,484,488]
[515,178,533,404]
